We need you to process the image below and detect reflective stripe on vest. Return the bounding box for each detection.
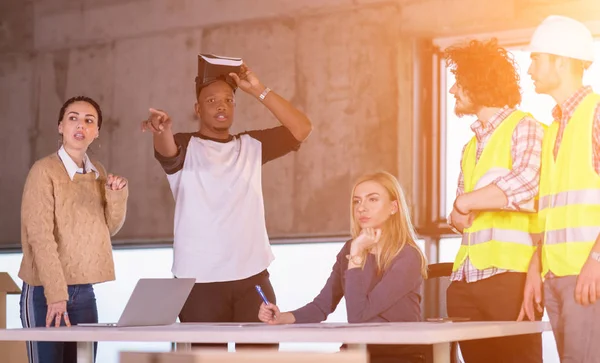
[461,229,533,246]
[545,226,600,245]
[539,189,600,211]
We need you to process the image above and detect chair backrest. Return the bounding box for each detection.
[426,262,453,279]
[422,263,462,363]
[120,350,369,363]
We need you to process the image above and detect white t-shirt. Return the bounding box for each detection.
[155,126,300,283]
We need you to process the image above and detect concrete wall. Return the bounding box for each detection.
[401,0,600,37]
[0,0,414,246]
[0,0,597,246]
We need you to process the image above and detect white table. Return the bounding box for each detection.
[0,321,550,363]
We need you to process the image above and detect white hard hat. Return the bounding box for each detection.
[529,15,594,62]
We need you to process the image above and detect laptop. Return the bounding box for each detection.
[78,278,195,327]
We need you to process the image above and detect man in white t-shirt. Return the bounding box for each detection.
[141,63,312,346]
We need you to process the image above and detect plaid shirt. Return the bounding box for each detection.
[451,106,544,283]
[546,86,600,279]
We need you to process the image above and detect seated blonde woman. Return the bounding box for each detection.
[258,171,427,363]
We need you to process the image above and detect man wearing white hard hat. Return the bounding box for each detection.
[445,39,544,363]
[523,15,600,362]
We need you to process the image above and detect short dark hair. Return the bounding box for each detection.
[195,77,236,100]
[58,96,103,130]
[444,38,522,108]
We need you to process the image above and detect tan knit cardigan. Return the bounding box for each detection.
[18,153,128,303]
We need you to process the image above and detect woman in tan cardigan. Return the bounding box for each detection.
[18,96,128,363]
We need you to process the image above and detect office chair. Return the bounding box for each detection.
[423,262,460,363]
[390,262,460,363]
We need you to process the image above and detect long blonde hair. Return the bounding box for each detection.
[350,171,428,278]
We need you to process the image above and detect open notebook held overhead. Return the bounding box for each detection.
[195,54,243,94]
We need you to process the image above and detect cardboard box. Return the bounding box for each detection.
[0,272,28,363]
[120,350,369,363]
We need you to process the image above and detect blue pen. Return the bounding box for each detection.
[255,285,270,305]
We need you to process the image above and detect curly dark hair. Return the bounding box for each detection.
[58,96,103,130]
[444,38,521,108]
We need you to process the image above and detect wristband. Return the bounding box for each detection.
[259,87,271,102]
[346,254,364,265]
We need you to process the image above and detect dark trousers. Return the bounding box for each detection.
[446,272,543,363]
[20,282,99,363]
[178,269,277,350]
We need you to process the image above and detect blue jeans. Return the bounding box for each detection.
[20,282,98,363]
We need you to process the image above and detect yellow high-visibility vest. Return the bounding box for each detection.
[453,110,536,272]
[530,123,549,238]
[540,93,600,277]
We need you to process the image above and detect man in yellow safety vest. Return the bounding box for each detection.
[521,15,600,362]
[445,38,544,363]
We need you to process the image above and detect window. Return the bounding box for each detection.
[0,243,351,362]
[438,237,461,263]
[1,240,429,361]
